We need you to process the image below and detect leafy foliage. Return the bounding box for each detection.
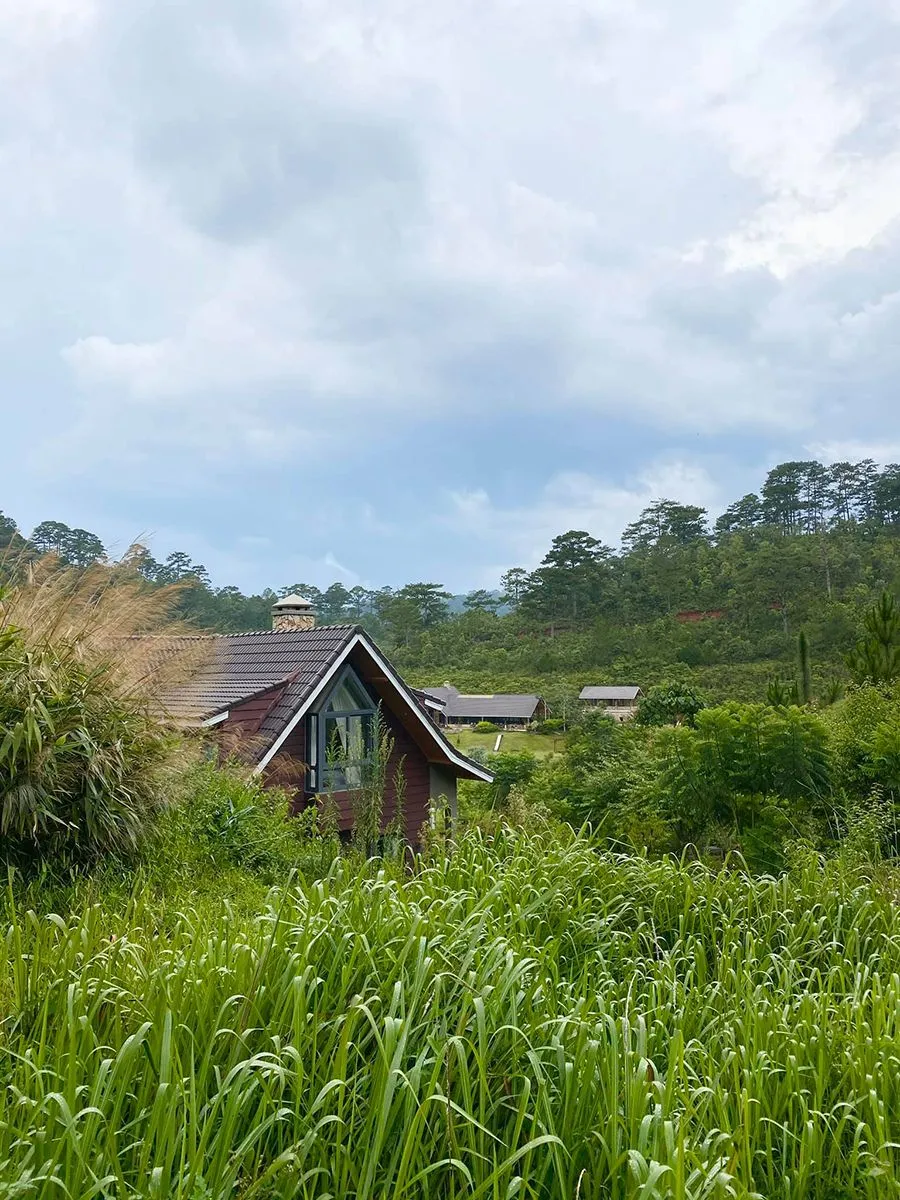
[4,834,900,1197]
[155,760,336,885]
[658,703,832,853]
[635,680,708,726]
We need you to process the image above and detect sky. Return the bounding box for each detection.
[3,0,900,594]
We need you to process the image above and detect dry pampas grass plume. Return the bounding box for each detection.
[0,547,211,704]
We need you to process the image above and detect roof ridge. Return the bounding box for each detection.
[213,628,362,638]
[158,623,362,641]
[133,623,361,641]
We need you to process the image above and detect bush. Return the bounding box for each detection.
[0,619,173,867]
[534,718,565,734]
[154,760,336,885]
[635,680,708,727]
[656,701,833,865]
[473,720,501,733]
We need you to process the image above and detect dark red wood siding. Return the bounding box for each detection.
[382,705,432,845]
[224,685,287,734]
[217,683,289,758]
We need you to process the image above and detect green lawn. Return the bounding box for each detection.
[447,728,564,757]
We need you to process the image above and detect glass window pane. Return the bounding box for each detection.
[323,712,372,791]
[325,668,373,713]
[307,713,318,790]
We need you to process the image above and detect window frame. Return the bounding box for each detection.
[311,666,378,792]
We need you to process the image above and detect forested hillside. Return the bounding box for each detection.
[5,458,900,701]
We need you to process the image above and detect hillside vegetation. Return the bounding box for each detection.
[5,457,900,701]
[3,546,900,1197]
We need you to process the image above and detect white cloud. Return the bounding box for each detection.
[62,247,428,406]
[617,0,900,276]
[0,0,96,49]
[322,552,360,584]
[447,460,724,573]
[22,0,897,451]
[4,0,900,588]
[807,439,900,465]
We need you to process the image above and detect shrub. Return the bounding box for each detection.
[658,701,833,859]
[0,620,173,867]
[155,760,336,884]
[534,717,565,734]
[473,720,500,733]
[635,680,708,727]
[458,749,541,821]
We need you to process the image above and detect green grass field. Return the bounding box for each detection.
[447,728,564,757]
[3,832,899,1198]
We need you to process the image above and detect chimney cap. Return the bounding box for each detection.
[273,593,315,610]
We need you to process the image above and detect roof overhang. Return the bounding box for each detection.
[201,710,230,728]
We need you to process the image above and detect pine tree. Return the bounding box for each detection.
[847,592,900,685]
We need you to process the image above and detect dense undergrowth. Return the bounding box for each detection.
[2,828,900,1199]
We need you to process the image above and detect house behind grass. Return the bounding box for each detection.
[157,596,491,846]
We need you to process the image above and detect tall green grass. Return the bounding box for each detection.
[2,833,899,1198]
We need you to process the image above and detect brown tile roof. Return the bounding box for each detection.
[156,625,358,726]
[151,624,493,784]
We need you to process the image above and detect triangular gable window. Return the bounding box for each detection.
[324,667,374,714]
[308,667,377,792]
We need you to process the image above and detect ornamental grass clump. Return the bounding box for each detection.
[0,556,199,865]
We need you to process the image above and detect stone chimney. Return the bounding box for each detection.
[272,594,316,632]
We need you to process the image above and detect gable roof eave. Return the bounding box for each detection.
[253,631,493,783]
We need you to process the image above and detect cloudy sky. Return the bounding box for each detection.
[3,0,900,593]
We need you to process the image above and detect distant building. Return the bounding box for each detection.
[579,685,643,723]
[422,685,547,730]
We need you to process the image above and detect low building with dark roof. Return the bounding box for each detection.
[421,685,547,729]
[155,598,491,846]
[579,684,643,722]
